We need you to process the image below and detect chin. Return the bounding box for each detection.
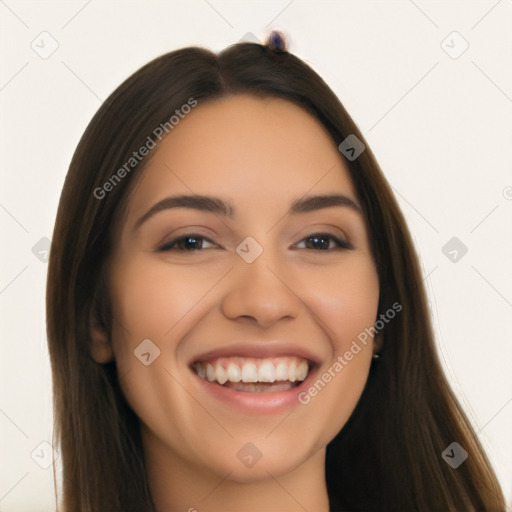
[196,435,321,484]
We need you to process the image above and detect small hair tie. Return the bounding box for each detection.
[266,30,288,52]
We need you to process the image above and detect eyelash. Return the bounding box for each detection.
[157,233,353,252]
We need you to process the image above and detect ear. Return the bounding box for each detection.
[89,308,115,364]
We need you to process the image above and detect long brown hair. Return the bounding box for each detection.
[46,41,506,511]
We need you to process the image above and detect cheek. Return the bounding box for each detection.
[106,258,224,457]
[109,257,224,358]
[303,256,380,346]
[289,256,379,446]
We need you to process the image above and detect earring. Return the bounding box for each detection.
[372,352,381,359]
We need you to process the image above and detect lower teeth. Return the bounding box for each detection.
[221,381,296,392]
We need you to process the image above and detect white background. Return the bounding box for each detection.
[1,1,511,510]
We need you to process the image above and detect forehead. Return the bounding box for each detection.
[126,94,357,221]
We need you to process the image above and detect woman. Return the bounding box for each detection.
[46,32,506,511]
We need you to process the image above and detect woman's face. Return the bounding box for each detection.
[93,94,379,482]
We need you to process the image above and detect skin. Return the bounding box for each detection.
[91,95,380,512]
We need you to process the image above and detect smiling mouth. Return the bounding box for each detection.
[192,356,311,393]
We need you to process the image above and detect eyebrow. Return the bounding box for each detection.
[133,193,362,232]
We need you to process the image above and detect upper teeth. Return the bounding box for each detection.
[194,356,309,385]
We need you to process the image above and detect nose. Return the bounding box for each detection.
[221,252,302,329]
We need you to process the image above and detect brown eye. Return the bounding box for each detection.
[294,233,352,251]
[158,234,217,252]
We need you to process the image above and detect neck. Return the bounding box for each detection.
[143,431,330,512]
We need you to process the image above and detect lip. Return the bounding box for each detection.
[191,363,318,415]
[188,342,321,415]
